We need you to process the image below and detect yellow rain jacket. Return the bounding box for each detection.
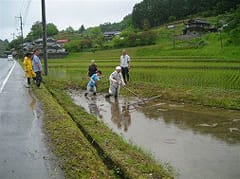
[23,56,36,78]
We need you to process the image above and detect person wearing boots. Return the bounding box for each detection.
[85,70,102,97]
[120,49,130,84]
[105,66,125,98]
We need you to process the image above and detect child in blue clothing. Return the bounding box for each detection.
[85,70,102,96]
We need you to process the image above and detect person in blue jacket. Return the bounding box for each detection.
[85,70,102,96]
[32,49,42,88]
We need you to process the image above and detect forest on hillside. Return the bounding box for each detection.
[132,0,240,29]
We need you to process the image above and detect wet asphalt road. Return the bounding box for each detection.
[0,58,63,179]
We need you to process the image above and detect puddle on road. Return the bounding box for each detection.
[28,89,36,111]
[27,89,64,179]
[68,89,240,179]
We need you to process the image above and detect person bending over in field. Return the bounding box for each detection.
[85,70,102,97]
[105,66,125,98]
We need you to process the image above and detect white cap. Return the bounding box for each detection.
[115,66,121,70]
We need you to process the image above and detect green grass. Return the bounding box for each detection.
[45,34,240,109]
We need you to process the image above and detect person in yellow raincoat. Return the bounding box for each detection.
[23,52,36,87]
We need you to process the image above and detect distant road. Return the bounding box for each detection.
[0,58,63,179]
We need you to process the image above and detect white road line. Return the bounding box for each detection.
[0,61,16,93]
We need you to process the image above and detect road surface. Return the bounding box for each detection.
[0,58,63,179]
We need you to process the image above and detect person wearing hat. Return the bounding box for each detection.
[105,66,125,98]
[88,59,98,77]
[23,52,36,87]
[85,70,102,97]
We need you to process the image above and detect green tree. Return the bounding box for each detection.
[225,5,240,45]
[138,30,157,45]
[26,21,42,41]
[79,38,93,49]
[26,21,59,41]
[142,18,151,31]
[65,26,75,33]
[47,23,59,36]
[64,40,80,52]
[132,0,240,29]
[0,39,9,54]
[168,16,176,22]
[78,25,85,34]
[7,36,23,56]
[85,27,102,38]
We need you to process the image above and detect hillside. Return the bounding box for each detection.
[0,39,9,56]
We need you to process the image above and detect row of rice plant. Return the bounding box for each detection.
[48,60,240,69]
[48,63,240,90]
[131,68,240,90]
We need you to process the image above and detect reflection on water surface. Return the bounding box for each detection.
[68,89,240,179]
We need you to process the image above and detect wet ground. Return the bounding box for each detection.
[69,89,240,179]
[0,59,64,179]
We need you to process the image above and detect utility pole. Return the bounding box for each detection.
[41,0,48,75]
[10,32,15,41]
[16,14,24,58]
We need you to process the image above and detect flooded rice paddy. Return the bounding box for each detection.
[68,89,240,179]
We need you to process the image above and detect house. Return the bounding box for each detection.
[23,42,34,52]
[56,39,69,48]
[22,37,68,58]
[183,19,217,35]
[103,31,121,39]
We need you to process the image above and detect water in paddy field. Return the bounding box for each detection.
[68,89,240,179]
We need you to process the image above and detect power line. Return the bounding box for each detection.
[23,0,32,25]
[10,33,15,41]
[15,14,24,57]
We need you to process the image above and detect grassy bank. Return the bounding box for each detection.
[33,82,173,178]
[33,85,117,178]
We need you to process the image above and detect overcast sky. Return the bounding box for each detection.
[0,0,142,41]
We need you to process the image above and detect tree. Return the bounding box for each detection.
[79,38,93,49]
[65,26,75,33]
[132,0,240,29]
[225,5,240,45]
[26,21,42,41]
[168,16,176,22]
[78,25,85,34]
[8,36,22,51]
[47,23,58,36]
[142,18,151,31]
[64,40,80,52]
[0,39,9,54]
[26,21,59,41]
[85,27,102,38]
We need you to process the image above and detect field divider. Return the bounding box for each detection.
[45,86,127,178]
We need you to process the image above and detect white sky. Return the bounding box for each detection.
[0,0,142,41]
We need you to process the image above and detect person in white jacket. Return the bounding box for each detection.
[105,66,125,98]
[120,49,130,84]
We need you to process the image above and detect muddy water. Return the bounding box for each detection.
[68,90,240,179]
